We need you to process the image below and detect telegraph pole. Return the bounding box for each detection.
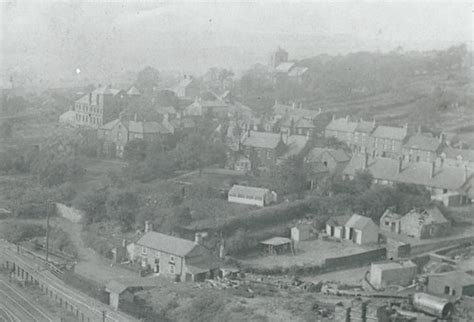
[45,199,51,263]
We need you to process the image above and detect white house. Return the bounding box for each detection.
[228,185,277,207]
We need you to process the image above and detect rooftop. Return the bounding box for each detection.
[306,147,350,163]
[275,62,295,73]
[288,66,309,77]
[372,260,417,270]
[404,206,449,225]
[345,214,376,230]
[229,185,271,198]
[404,133,441,152]
[260,237,292,246]
[372,125,408,140]
[241,131,283,149]
[326,117,358,133]
[344,154,473,191]
[429,270,474,286]
[135,231,198,257]
[326,214,352,227]
[105,277,165,294]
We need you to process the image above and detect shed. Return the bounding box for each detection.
[369,260,417,289]
[326,214,351,239]
[427,271,474,297]
[228,185,277,207]
[291,223,313,242]
[344,214,379,245]
[260,237,293,255]
[105,277,164,310]
[380,209,402,234]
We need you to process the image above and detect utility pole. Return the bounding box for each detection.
[45,199,51,263]
[102,310,107,322]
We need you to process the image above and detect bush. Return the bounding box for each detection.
[0,222,46,244]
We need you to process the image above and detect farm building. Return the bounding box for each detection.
[427,271,474,297]
[228,185,277,207]
[400,206,450,239]
[379,209,402,234]
[325,215,351,239]
[344,214,379,245]
[369,260,417,289]
[105,278,163,310]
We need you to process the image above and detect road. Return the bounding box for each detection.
[0,276,55,322]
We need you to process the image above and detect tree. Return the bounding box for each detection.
[106,189,139,231]
[135,66,160,94]
[31,153,85,187]
[124,139,147,162]
[73,187,108,225]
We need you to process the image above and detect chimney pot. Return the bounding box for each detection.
[364,153,369,169]
[144,221,153,233]
[398,157,403,174]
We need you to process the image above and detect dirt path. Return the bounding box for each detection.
[52,215,135,284]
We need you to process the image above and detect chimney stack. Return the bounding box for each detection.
[194,233,202,245]
[345,115,349,122]
[417,125,422,134]
[431,161,436,178]
[291,102,296,110]
[439,132,445,143]
[122,239,127,247]
[119,111,124,121]
[144,221,153,233]
[464,165,468,182]
[398,157,403,174]
[332,114,336,121]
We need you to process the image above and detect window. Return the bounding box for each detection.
[444,286,450,294]
[169,264,175,274]
[385,221,390,226]
[169,256,175,264]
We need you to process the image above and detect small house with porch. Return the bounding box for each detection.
[379,209,402,234]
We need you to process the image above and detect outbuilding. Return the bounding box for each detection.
[344,214,379,245]
[400,206,450,239]
[228,185,277,207]
[369,260,417,289]
[105,277,164,310]
[380,209,402,234]
[427,271,474,297]
[260,237,293,255]
[291,223,314,242]
[325,215,351,239]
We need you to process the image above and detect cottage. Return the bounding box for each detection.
[305,148,351,174]
[379,209,402,234]
[324,116,358,143]
[128,228,220,282]
[371,124,408,158]
[325,215,351,239]
[352,119,376,153]
[228,185,277,207]
[171,75,200,99]
[369,260,417,289]
[403,132,442,163]
[427,271,474,297]
[278,106,321,136]
[240,130,287,168]
[399,207,451,240]
[184,97,229,118]
[343,153,473,206]
[98,117,172,158]
[291,222,314,242]
[439,146,474,171]
[344,214,379,245]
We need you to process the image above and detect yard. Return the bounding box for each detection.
[238,238,378,269]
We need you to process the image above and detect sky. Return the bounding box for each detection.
[1,0,472,86]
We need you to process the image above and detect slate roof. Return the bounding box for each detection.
[279,135,309,160]
[105,277,164,294]
[404,133,441,152]
[173,77,195,91]
[76,86,121,105]
[441,147,474,162]
[326,214,352,227]
[273,102,293,116]
[326,117,358,133]
[306,148,350,163]
[127,86,141,96]
[241,131,282,149]
[128,121,171,134]
[403,206,449,225]
[372,125,408,140]
[156,106,177,115]
[100,119,122,131]
[229,185,270,198]
[381,209,402,221]
[135,231,198,257]
[275,62,295,73]
[345,214,376,230]
[355,120,376,133]
[343,154,473,191]
[288,66,308,77]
